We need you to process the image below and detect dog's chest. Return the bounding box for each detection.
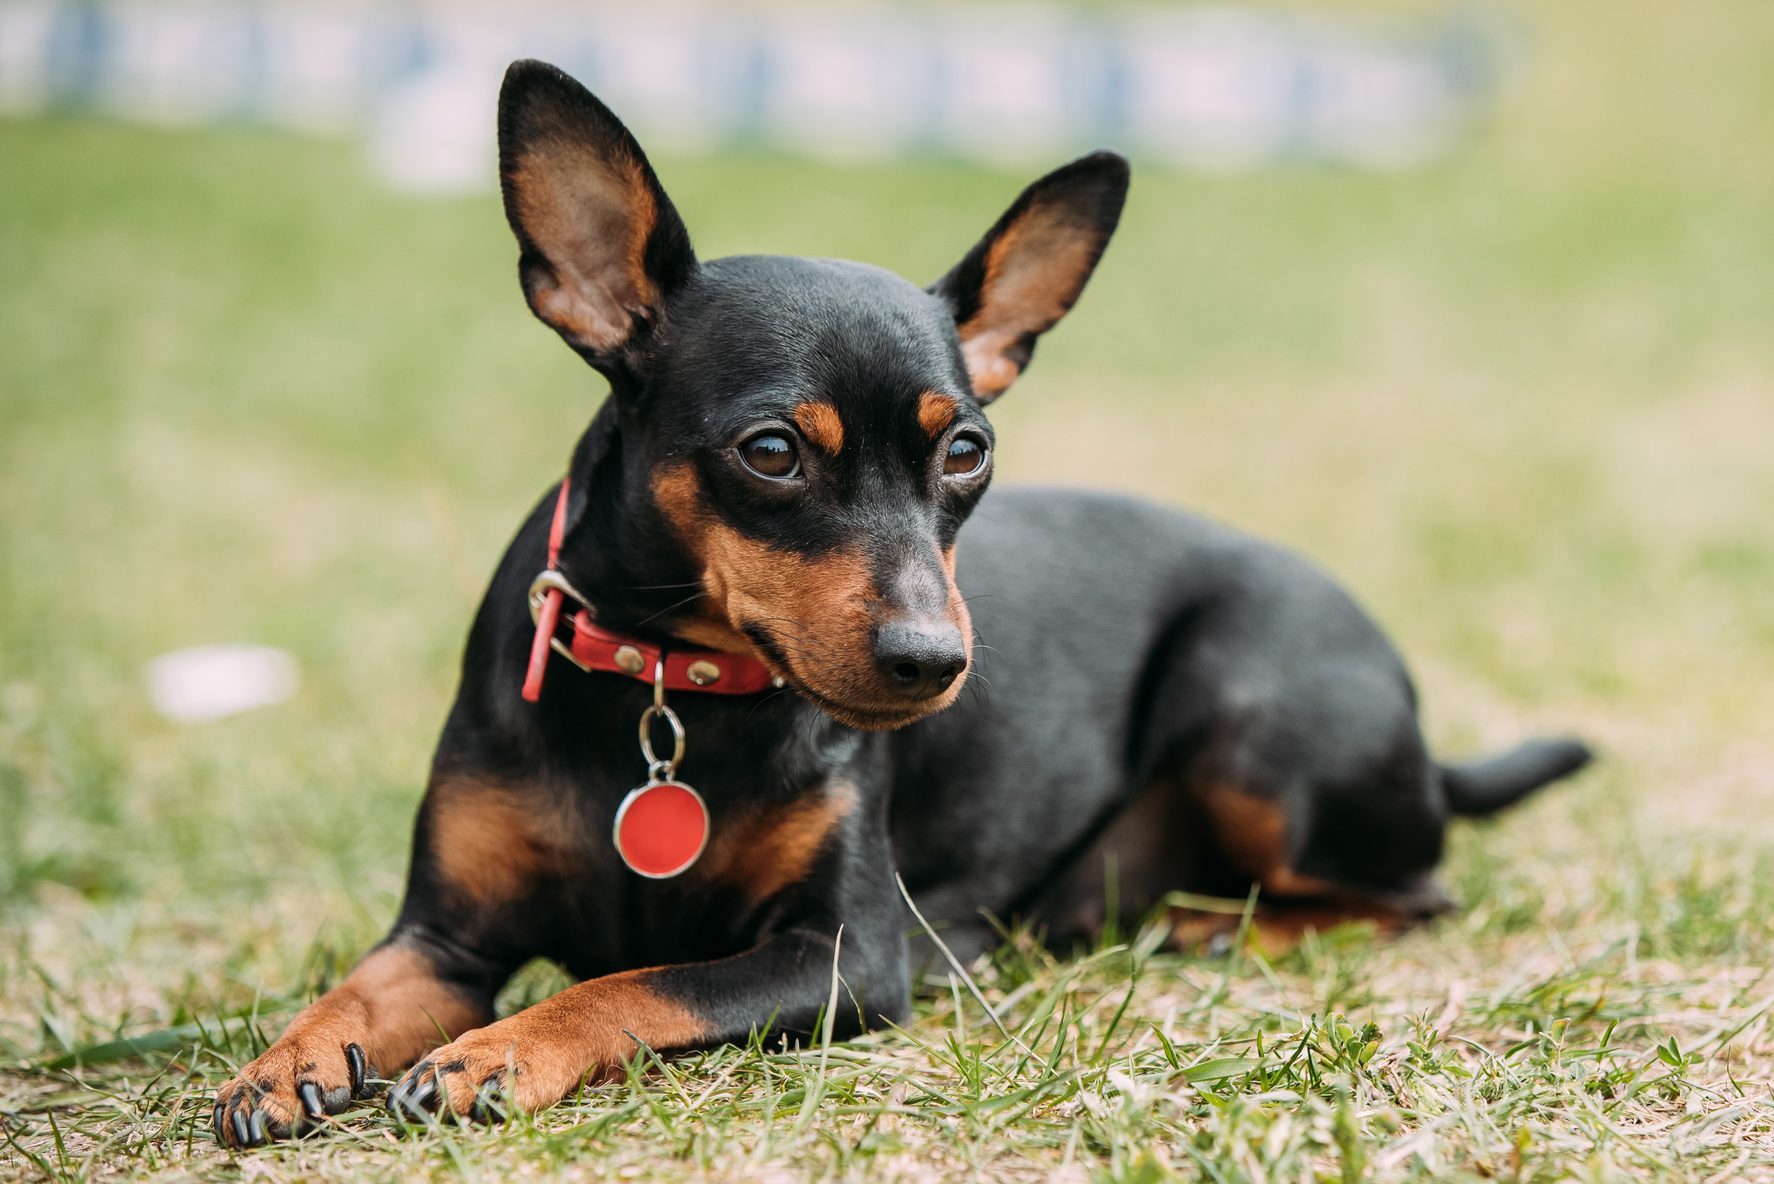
[529,779,859,976]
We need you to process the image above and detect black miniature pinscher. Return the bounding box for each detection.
[212,60,1591,1146]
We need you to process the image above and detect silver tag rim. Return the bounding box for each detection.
[611,778,710,879]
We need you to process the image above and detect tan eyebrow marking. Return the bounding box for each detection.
[793,402,845,455]
[918,392,958,438]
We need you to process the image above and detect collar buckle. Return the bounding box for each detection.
[520,474,783,702]
[527,569,595,675]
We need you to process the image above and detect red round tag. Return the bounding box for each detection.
[612,780,710,878]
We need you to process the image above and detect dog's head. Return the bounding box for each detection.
[498,60,1127,729]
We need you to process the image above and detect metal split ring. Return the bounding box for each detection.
[638,655,684,775]
[637,704,685,776]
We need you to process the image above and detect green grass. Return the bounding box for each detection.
[4,1,1774,1178]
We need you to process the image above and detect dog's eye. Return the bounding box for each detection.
[739,432,801,480]
[943,434,988,478]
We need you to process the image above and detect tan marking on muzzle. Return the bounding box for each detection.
[940,543,973,684]
[650,463,972,727]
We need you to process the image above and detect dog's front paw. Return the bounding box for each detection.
[212,1035,370,1148]
[385,1017,586,1123]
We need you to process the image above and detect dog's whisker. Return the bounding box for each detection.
[632,590,709,629]
[622,580,706,592]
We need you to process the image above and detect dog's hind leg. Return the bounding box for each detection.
[1021,771,1219,951]
[1026,748,1453,957]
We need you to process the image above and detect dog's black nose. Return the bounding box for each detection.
[873,621,967,701]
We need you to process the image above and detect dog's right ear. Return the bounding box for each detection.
[498,60,696,373]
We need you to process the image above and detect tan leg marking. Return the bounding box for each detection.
[1170,904,1415,957]
[1197,785,1337,898]
[1176,784,1424,954]
[391,971,705,1118]
[212,943,490,1145]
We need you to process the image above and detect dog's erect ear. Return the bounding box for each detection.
[930,151,1128,403]
[498,60,696,372]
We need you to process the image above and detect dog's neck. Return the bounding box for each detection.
[549,401,743,654]
[511,405,863,790]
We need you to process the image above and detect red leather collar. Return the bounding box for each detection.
[521,479,780,701]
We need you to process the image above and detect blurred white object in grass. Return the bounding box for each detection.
[145,645,299,723]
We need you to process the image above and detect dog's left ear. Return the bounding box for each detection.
[498,60,696,375]
[930,151,1128,403]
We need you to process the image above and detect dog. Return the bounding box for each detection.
[210,60,1591,1147]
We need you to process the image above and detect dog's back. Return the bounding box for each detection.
[892,485,1587,956]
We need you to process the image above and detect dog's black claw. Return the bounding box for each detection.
[211,1101,228,1146]
[230,1108,252,1147]
[345,1043,368,1096]
[298,1081,324,1121]
[249,1110,269,1144]
[469,1073,507,1124]
[388,1062,438,1120]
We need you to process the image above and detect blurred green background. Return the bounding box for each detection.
[2,0,1772,1104]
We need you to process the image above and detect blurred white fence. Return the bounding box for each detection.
[0,1,1505,190]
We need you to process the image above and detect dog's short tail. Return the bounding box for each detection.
[1438,736,1594,817]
